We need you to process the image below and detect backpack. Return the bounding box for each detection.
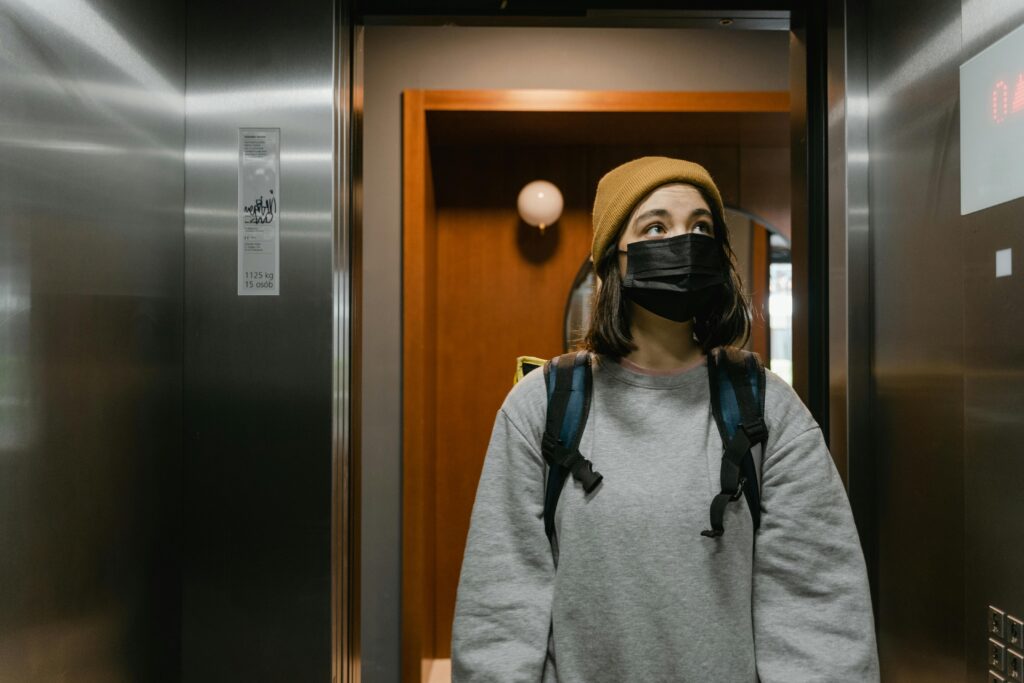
[514,346,768,545]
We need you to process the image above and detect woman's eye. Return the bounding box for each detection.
[643,223,666,235]
[695,222,714,235]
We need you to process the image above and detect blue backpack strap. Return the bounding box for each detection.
[702,346,768,538]
[541,350,600,545]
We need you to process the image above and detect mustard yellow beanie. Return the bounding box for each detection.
[591,156,725,266]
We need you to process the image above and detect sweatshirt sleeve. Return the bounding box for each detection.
[752,413,880,681]
[451,407,554,682]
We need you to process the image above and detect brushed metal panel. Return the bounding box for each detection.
[964,219,1024,681]
[961,0,1024,59]
[0,0,185,680]
[866,0,967,679]
[960,4,1024,682]
[360,9,790,31]
[335,10,360,683]
[183,1,337,680]
[828,0,877,611]
[789,4,830,425]
[827,0,850,485]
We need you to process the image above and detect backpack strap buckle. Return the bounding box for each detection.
[729,477,747,501]
[542,431,603,494]
[740,418,768,445]
[701,473,750,538]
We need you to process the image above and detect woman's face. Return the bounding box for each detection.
[616,182,716,275]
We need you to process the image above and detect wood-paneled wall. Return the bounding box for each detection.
[402,90,439,683]
[432,146,593,660]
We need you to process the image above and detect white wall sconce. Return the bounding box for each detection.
[517,180,563,234]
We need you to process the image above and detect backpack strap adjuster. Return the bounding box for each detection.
[703,346,769,540]
[540,351,595,547]
[542,431,603,494]
[740,418,768,445]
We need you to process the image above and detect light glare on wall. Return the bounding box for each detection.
[517,180,563,234]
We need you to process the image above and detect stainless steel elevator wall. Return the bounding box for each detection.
[866,0,966,679]
[959,2,1024,682]
[865,0,1024,680]
[828,0,876,610]
[183,1,338,680]
[0,0,185,679]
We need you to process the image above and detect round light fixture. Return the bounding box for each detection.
[517,180,563,234]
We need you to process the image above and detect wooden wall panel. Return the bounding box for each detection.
[424,89,788,113]
[740,146,791,239]
[431,146,593,654]
[427,111,789,147]
[401,90,437,683]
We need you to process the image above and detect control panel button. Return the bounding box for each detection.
[1010,616,1023,649]
[1007,648,1023,681]
[993,639,1008,672]
[992,607,1008,639]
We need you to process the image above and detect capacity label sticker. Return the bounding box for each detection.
[238,128,280,295]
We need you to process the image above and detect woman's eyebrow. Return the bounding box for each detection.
[630,205,712,224]
[633,208,670,224]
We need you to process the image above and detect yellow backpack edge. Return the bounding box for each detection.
[513,356,548,386]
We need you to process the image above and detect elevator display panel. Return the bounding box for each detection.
[961,22,1024,214]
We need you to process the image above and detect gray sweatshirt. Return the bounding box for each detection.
[451,352,880,682]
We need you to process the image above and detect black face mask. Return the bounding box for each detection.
[619,233,727,323]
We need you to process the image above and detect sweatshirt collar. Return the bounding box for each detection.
[594,352,708,390]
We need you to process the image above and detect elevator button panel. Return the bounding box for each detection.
[991,604,1023,681]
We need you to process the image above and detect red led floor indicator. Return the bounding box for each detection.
[961,21,1024,213]
[994,80,1008,123]
[992,73,1024,123]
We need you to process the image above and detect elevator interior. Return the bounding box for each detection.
[3,1,1024,682]
[400,90,792,681]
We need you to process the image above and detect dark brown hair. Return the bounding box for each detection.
[579,187,752,358]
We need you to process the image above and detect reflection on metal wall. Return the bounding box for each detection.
[866,0,966,679]
[865,1,1024,679]
[828,0,876,614]
[183,1,337,680]
[0,0,185,679]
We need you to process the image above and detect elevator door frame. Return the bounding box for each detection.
[342,5,856,680]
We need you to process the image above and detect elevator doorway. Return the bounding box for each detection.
[356,11,835,681]
[400,88,791,682]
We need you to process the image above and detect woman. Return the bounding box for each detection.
[451,156,880,682]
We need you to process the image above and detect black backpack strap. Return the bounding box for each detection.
[541,350,601,544]
[702,346,768,539]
